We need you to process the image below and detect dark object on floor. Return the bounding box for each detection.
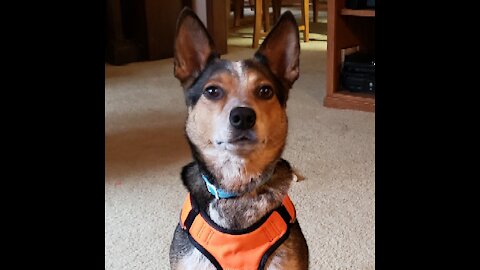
[340,52,375,94]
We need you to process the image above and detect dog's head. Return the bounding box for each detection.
[174,8,299,192]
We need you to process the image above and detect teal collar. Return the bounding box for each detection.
[201,174,237,199]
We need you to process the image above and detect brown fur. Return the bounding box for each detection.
[185,65,288,193]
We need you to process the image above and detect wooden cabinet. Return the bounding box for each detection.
[106,0,228,65]
[324,0,375,112]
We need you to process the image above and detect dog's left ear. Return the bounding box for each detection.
[254,11,300,88]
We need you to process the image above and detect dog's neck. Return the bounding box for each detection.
[181,159,294,230]
[204,153,277,195]
[207,160,292,230]
[200,142,287,193]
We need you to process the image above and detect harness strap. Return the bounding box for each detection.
[179,193,296,270]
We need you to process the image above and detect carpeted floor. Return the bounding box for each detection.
[105,8,374,270]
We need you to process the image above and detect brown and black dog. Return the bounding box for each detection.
[169,8,309,270]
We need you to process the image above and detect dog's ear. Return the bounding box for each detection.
[254,11,300,88]
[174,8,218,88]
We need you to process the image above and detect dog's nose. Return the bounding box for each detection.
[229,107,256,130]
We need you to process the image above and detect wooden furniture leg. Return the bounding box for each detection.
[272,0,281,23]
[262,0,271,32]
[253,0,310,47]
[253,0,263,48]
[234,0,243,27]
[300,0,309,42]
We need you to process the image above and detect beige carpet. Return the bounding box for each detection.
[105,9,374,270]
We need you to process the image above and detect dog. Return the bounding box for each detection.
[169,8,309,270]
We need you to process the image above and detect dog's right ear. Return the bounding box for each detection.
[174,8,218,88]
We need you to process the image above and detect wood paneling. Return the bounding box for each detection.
[145,0,184,60]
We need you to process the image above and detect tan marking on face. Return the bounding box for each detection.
[186,61,288,192]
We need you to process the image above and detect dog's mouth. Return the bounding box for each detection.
[215,131,259,151]
[228,133,257,144]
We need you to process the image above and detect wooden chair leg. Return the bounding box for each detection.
[301,0,309,42]
[253,0,263,48]
[272,0,281,23]
[234,0,243,27]
[262,0,270,33]
[241,0,245,18]
[313,0,318,23]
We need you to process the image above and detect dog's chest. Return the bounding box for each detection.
[207,195,276,229]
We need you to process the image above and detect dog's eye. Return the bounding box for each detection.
[204,86,224,100]
[256,86,274,100]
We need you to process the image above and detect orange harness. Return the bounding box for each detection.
[180,193,296,270]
